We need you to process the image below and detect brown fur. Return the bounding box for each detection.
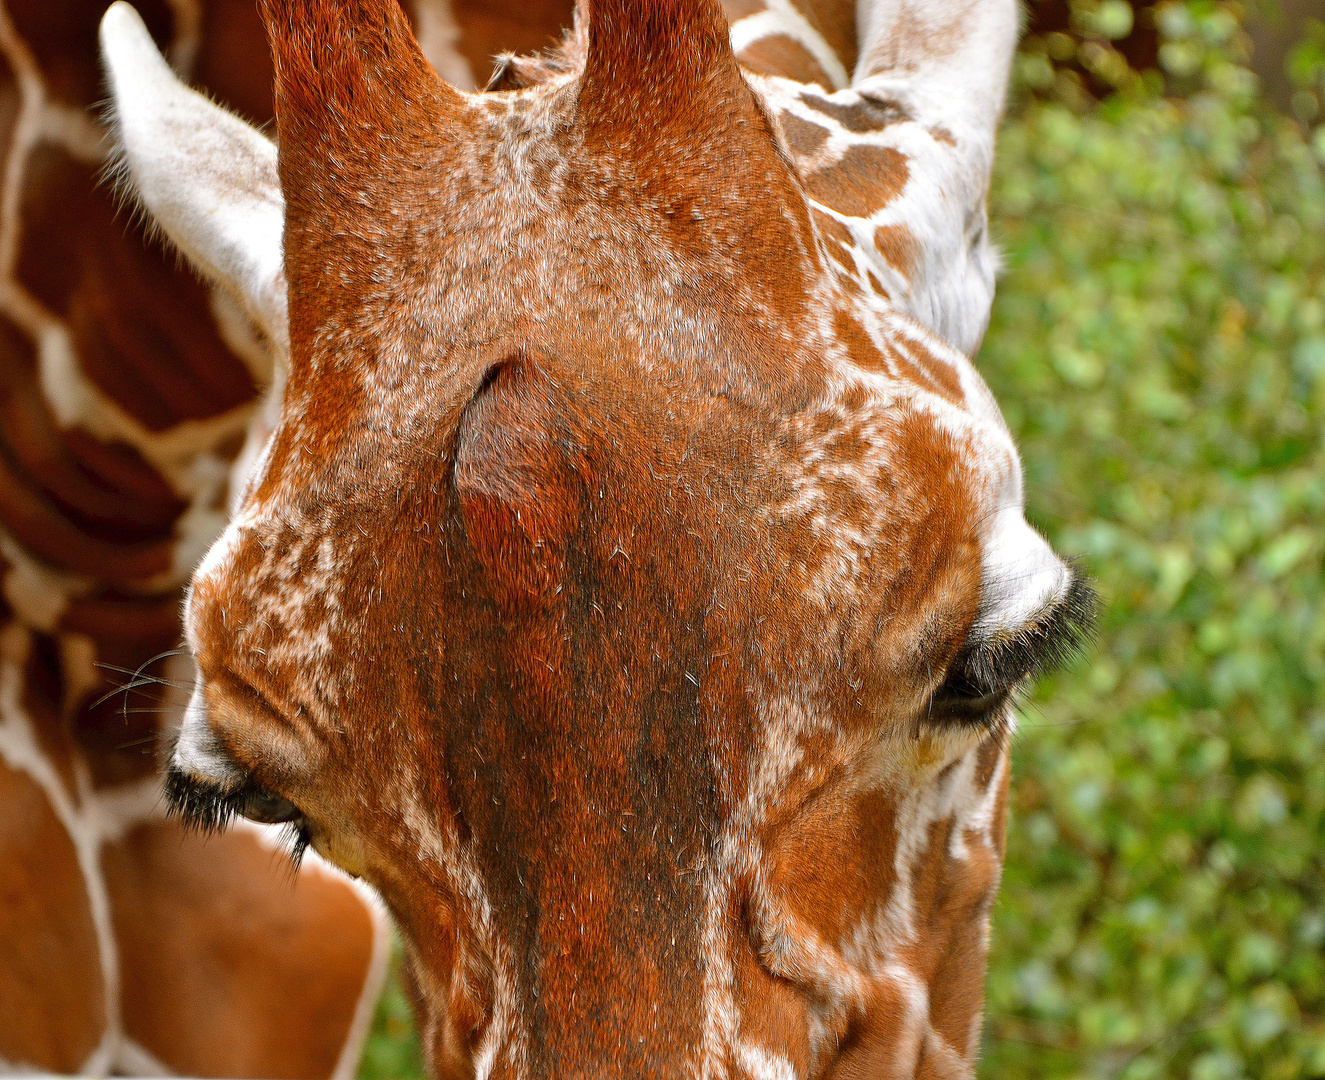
[0,0,408,1071]
[169,2,1055,1078]
[739,33,833,85]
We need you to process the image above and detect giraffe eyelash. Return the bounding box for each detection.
[164,766,249,832]
[164,767,310,869]
[932,570,1098,726]
[281,819,312,870]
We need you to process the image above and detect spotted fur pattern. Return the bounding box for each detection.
[104,1,1090,1079]
[734,0,1017,357]
[0,0,396,1071]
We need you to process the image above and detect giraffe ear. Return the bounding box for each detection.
[99,2,287,354]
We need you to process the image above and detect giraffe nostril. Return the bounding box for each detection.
[237,786,303,825]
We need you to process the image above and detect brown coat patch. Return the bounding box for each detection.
[797,0,858,74]
[738,33,831,85]
[805,143,909,218]
[779,110,831,158]
[873,223,918,277]
[813,209,858,274]
[799,90,906,133]
[105,823,376,1077]
[0,763,105,1071]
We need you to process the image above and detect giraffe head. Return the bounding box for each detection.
[101,1,1092,1076]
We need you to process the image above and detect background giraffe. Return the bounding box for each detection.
[3,0,1011,1074]
[0,0,396,1073]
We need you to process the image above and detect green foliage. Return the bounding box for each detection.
[981,7,1325,1078]
[1286,16,1325,148]
[1017,0,1259,106]
[359,941,426,1080]
[357,5,1325,1075]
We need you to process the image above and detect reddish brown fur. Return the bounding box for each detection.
[0,761,105,1070]
[161,4,1041,1080]
[0,0,405,1071]
[874,223,919,277]
[738,34,832,85]
[805,144,909,219]
[780,111,832,157]
[105,826,378,1076]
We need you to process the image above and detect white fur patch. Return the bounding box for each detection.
[100,2,289,349]
[730,1,851,90]
[975,506,1071,641]
[737,1042,798,1080]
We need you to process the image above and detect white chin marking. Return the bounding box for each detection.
[173,683,243,785]
[976,506,1070,639]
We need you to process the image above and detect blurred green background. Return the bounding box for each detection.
[359,2,1325,1076]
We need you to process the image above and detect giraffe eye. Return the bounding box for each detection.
[165,761,303,828]
[236,785,303,825]
[930,574,1097,727]
[929,669,1013,726]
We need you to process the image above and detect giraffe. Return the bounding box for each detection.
[101,0,1094,1077]
[0,0,391,1073]
[0,0,576,1075]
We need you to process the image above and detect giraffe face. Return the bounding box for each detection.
[103,1,1092,1077]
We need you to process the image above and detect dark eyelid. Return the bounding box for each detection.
[932,571,1098,722]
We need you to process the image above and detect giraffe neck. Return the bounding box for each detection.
[0,0,388,1072]
[0,0,238,1063]
[0,624,171,1074]
[727,0,1010,358]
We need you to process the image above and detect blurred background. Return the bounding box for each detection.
[983,2,1324,1077]
[350,1,1325,1077]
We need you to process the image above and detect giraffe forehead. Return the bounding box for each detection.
[200,315,1016,674]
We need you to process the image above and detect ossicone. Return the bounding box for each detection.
[258,0,463,172]
[579,0,749,132]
